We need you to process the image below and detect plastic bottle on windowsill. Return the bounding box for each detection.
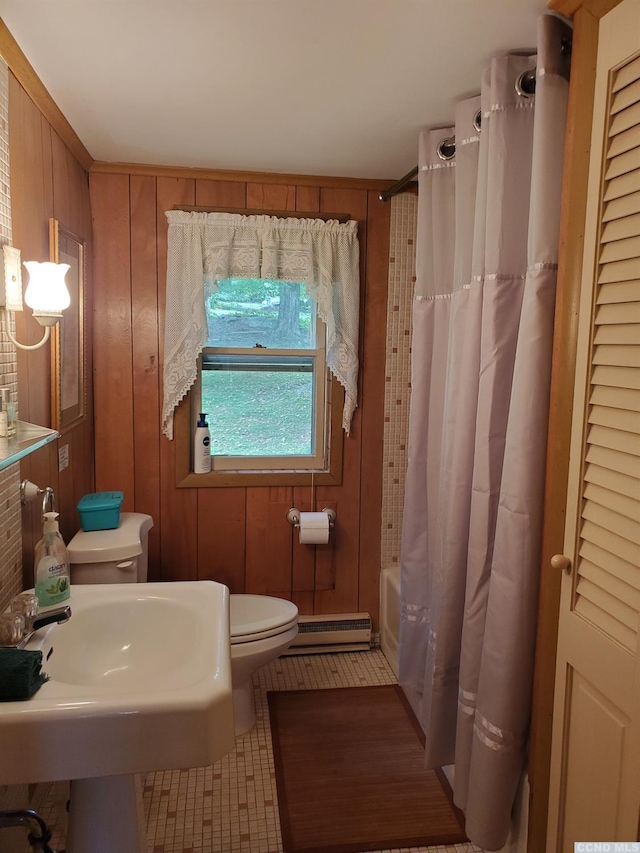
[194,413,212,474]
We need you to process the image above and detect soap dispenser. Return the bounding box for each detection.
[194,412,212,474]
[34,512,71,608]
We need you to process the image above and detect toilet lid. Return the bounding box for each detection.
[230,594,298,644]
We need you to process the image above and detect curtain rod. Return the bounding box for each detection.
[174,205,350,223]
[379,167,418,203]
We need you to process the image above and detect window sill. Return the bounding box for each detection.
[177,469,342,488]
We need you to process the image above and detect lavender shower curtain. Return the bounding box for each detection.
[398,15,571,851]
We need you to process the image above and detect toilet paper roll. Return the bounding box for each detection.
[298,511,330,545]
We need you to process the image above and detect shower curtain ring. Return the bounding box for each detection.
[436,137,456,161]
[515,68,536,98]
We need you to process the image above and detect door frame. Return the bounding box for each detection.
[527,0,626,850]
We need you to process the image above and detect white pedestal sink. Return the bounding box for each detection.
[0,582,235,853]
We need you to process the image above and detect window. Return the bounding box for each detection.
[164,209,358,487]
[176,278,344,487]
[199,278,327,470]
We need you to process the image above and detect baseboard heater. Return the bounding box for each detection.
[285,613,372,655]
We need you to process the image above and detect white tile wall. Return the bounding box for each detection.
[0,55,21,613]
[0,54,31,853]
[381,193,417,571]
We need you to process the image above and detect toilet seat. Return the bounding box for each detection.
[230,594,298,645]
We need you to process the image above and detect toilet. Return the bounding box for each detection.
[229,594,298,735]
[67,512,299,737]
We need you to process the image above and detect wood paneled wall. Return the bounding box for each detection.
[90,170,390,625]
[8,73,95,582]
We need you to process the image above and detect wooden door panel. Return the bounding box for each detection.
[561,669,634,846]
[547,2,640,847]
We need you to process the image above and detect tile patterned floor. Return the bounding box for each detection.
[36,650,480,853]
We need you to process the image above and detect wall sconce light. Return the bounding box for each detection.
[0,246,70,351]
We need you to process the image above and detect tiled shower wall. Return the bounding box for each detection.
[0,55,30,853]
[0,56,22,614]
[380,192,417,570]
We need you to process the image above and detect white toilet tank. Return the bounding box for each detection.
[67,512,154,584]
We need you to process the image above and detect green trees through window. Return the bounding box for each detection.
[201,279,323,463]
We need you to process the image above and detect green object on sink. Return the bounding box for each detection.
[0,648,49,701]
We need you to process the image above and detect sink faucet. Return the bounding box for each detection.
[16,606,71,649]
[1,596,72,648]
[28,606,71,632]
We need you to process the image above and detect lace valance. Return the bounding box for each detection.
[162,210,360,440]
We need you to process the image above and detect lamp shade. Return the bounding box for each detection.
[23,261,71,327]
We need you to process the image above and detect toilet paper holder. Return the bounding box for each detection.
[286,507,336,528]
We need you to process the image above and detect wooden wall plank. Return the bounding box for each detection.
[290,496,316,612]
[130,175,161,576]
[295,186,320,212]
[266,498,295,598]
[88,170,390,622]
[91,160,392,194]
[21,441,58,584]
[55,429,75,540]
[90,171,135,509]
[51,130,85,238]
[314,188,368,615]
[245,487,293,596]
[247,183,296,210]
[68,424,90,529]
[156,177,198,581]
[290,591,315,615]
[358,191,391,627]
[242,183,297,598]
[290,185,321,612]
[79,152,95,504]
[195,179,246,209]
[197,489,246,592]
[10,76,53,426]
[313,498,338,592]
[8,74,30,424]
[9,74,93,588]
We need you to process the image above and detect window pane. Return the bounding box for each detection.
[202,368,314,456]
[206,279,314,349]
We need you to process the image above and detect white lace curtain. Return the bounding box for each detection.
[162,211,360,439]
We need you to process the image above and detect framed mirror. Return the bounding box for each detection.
[49,218,86,433]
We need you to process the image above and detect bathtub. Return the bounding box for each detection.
[380,566,400,678]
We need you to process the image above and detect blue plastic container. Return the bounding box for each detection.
[77,491,124,532]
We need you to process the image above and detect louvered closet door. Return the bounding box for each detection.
[547,1,640,850]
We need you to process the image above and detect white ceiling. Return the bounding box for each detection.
[0,0,550,181]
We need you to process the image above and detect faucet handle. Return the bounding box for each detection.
[0,613,25,647]
[10,593,39,620]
